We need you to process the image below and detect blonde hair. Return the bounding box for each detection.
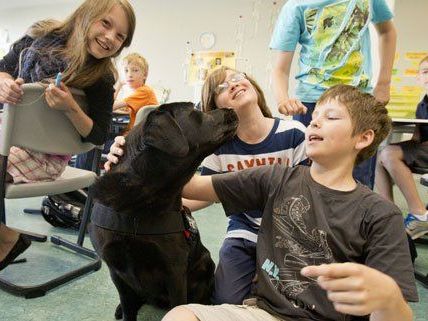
[27,0,136,88]
[123,53,149,78]
[201,66,272,118]
[318,84,392,164]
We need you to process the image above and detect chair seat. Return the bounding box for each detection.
[5,166,96,199]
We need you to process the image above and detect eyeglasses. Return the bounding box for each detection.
[215,73,246,95]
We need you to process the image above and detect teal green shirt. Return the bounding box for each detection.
[270,0,393,102]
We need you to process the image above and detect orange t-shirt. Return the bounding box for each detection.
[124,85,158,128]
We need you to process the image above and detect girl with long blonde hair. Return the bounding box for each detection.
[0,0,135,272]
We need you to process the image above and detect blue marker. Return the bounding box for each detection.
[55,72,62,87]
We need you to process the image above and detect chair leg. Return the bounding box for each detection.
[0,155,8,224]
[77,186,94,246]
[23,209,42,215]
[0,186,101,298]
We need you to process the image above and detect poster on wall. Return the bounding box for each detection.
[188,51,236,85]
[387,51,427,118]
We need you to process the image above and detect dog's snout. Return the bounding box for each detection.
[224,109,238,124]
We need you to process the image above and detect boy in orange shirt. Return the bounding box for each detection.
[114,53,158,129]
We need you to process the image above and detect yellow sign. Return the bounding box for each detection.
[404,52,428,61]
[188,51,235,85]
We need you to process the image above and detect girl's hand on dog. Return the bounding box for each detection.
[0,77,24,105]
[45,82,78,113]
[104,136,126,171]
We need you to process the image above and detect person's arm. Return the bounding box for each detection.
[0,36,33,104]
[272,51,307,116]
[182,198,213,212]
[373,20,397,103]
[182,175,219,203]
[45,83,94,138]
[113,99,128,111]
[0,73,24,105]
[301,263,412,321]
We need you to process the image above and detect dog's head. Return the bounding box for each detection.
[139,102,238,159]
[94,102,238,211]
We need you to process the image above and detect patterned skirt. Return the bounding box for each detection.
[7,146,69,184]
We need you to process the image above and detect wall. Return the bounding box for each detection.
[0,0,286,111]
[0,0,409,117]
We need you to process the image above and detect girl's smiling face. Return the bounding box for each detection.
[87,4,129,59]
[214,70,258,112]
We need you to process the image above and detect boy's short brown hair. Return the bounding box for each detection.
[123,53,149,76]
[318,84,392,164]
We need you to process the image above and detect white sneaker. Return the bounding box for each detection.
[405,213,428,240]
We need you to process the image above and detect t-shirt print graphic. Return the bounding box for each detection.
[270,195,334,299]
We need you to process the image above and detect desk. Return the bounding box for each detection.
[111,112,130,135]
[385,118,428,144]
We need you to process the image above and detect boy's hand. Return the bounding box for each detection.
[278,98,307,116]
[301,263,401,316]
[45,83,77,113]
[104,136,126,171]
[373,83,391,104]
[0,77,24,104]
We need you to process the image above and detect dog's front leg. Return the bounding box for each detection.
[167,267,188,307]
[110,271,144,321]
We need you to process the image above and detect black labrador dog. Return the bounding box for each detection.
[89,102,238,321]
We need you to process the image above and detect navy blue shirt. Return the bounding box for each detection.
[416,95,428,142]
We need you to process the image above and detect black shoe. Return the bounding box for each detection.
[0,234,31,271]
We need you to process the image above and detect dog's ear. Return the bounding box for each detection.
[143,110,189,157]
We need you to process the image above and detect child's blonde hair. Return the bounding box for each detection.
[27,0,136,88]
[123,53,149,78]
[318,84,392,165]
[201,66,272,118]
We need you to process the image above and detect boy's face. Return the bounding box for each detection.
[123,62,147,89]
[417,61,428,93]
[306,99,360,165]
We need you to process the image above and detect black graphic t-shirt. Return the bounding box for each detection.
[212,165,418,321]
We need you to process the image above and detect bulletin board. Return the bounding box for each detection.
[387,51,427,118]
[187,51,236,85]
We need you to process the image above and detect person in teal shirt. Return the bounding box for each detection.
[270,0,396,189]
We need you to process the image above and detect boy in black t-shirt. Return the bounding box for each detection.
[163,84,417,321]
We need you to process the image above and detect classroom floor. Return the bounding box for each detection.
[0,184,427,321]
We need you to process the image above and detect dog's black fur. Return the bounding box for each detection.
[89,102,238,321]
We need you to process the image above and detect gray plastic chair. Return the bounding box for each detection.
[134,105,158,126]
[0,83,101,298]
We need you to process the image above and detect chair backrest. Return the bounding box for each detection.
[134,105,158,126]
[151,85,170,104]
[0,83,94,156]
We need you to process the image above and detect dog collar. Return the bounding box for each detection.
[91,202,186,235]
